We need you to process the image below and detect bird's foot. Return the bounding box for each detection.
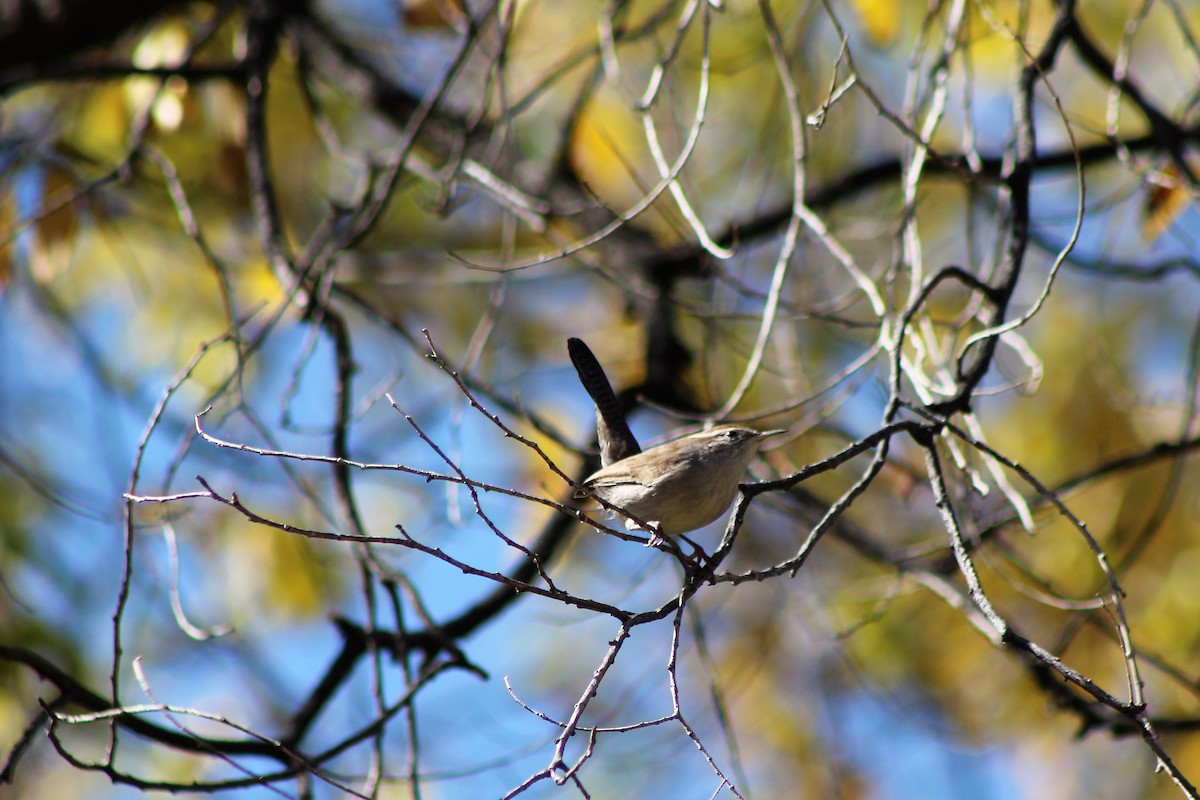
[643,523,665,548]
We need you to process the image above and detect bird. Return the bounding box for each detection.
[574,425,785,547]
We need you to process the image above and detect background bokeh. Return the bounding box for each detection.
[3,0,1200,798]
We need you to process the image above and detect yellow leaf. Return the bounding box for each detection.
[69,84,133,163]
[569,91,680,240]
[404,0,465,29]
[30,168,79,283]
[0,193,13,292]
[850,0,900,46]
[570,92,647,207]
[1143,166,1192,242]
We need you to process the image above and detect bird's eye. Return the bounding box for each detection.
[724,430,737,440]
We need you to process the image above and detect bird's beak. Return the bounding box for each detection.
[758,429,788,439]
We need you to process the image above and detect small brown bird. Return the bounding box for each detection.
[575,425,785,546]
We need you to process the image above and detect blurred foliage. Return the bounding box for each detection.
[1,0,1200,798]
